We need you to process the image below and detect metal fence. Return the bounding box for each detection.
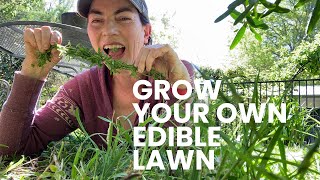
[220,78,320,142]
[221,79,320,109]
[0,79,10,109]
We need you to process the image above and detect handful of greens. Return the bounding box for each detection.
[36,43,165,80]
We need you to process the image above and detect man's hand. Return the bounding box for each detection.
[21,26,62,81]
[134,44,191,88]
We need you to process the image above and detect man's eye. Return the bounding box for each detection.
[91,19,103,23]
[118,17,131,21]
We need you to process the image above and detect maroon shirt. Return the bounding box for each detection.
[0,61,194,156]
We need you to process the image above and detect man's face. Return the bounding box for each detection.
[87,0,151,64]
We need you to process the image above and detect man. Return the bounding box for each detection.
[0,0,194,155]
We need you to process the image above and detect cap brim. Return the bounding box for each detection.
[77,0,145,18]
[77,0,92,18]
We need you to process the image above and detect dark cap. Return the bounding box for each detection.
[77,0,149,21]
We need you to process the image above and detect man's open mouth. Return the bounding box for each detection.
[103,44,126,59]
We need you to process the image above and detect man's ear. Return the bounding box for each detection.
[143,24,152,44]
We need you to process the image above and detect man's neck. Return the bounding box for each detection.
[112,70,141,89]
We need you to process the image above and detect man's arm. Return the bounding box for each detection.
[0,72,80,156]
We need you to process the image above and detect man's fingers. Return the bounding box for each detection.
[135,44,171,73]
[51,49,62,63]
[41,26,51,51]
[25,27,62,54]
[137,49,150,73]
[145,50,156,72]
[51,30,62,45]
[145,45,170,71]
[24,28,37,47]
[33,28,43,52]
[21,26,63,80]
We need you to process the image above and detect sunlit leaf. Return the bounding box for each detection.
[71,146,82,178]
[259,0,277,9]
[2,157,24,174]
[278,139,288,176]
[230,10,241,20]
[230,24,247,50]
[234,4,255,25]
[246,16,269,29]
[261,9,275,18]
[307,0,320,34]
[49,165,58,173]
[215,0,245,23]
[257,125,284,179]
[215,8,234,23]
[228,0,246,9]
[0,144,8,148]
[294,0,313,8]
[297,137,320,177]
[250,26,262,42]
[273,6,291,13]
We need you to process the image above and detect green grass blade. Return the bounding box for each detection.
[98,116,112,123]
[251,155,320,175]
[297,136,320,178]
[216,150,229,179]
[107,121,114,150]
[278,139,288,176]
[1,156,24,174]
[87,151,100,170]
[57,141,64,159]
[225,79,244,103]
[71,146,82,178]
[257,125,284,179]
[75,108,98,148]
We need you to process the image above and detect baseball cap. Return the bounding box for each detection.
[77,0,149,21]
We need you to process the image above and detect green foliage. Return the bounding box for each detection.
[230,23,248,50]
[38,43,165,80]
[0,0,73,109]
[218,0,320,49]
[197,66,224,80]
[0,0,41,22]
[307,0,320,34]
[0,51,22,109]
[230,0,320,81]
[150,12,180,49]
[272,33,320,80]
[0,80,319,179]
[0,52,22,83]
[39,71,70,107]
[1,1,319,178]
[0,0,73,23]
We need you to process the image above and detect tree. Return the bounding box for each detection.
[150,12,180,49]
[216,0,320,49]
[0,0,73,108]
[0,0,73,80]
[0,0,41,22]
[229,0,320,81]
[0,0,73,23]
[271,33,320,80]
